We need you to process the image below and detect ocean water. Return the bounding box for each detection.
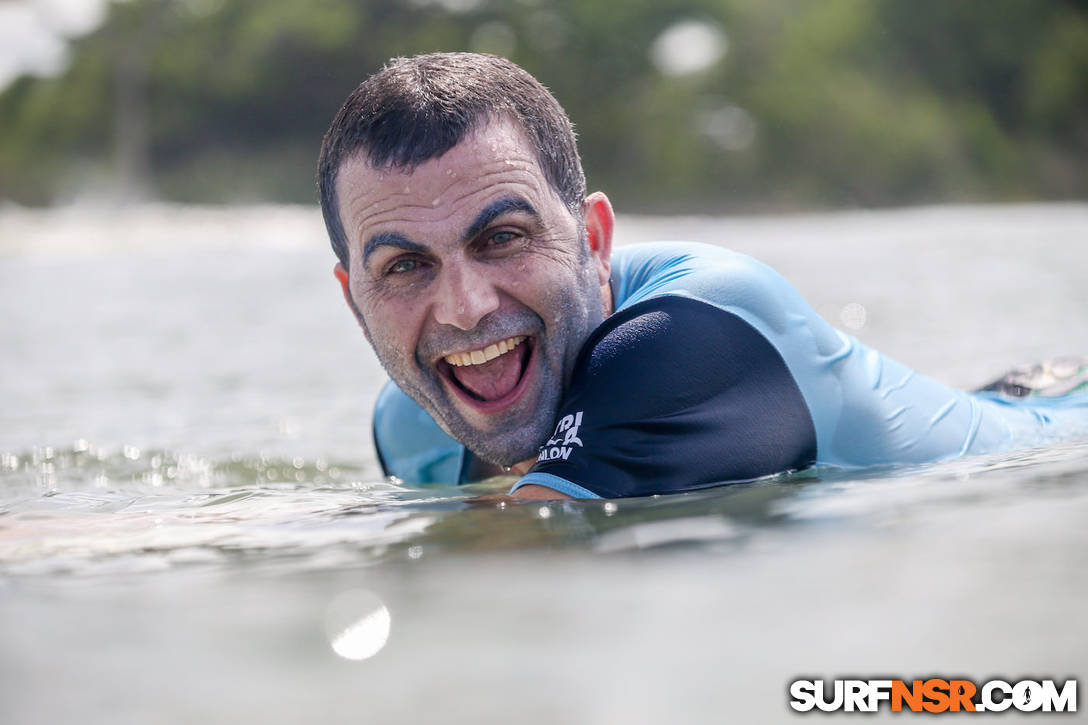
[1,203,1086,723]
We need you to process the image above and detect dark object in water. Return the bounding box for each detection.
[977,356,1088,397]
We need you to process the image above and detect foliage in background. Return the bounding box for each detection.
[0,0,1085,210]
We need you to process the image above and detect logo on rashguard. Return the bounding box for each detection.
[538,411,584,462]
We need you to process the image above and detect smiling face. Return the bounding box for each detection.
[335,118,613,467]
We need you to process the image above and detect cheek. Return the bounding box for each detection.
[535,282,590,334]
[514,244,586,290]
[356,294,420,358]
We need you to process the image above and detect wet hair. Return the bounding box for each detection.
[318,52,586,269]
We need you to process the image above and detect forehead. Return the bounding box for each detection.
[335,118,556,245]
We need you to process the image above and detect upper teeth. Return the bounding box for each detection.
[444,336,526,367]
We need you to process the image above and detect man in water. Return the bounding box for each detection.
[318,52,1087,499]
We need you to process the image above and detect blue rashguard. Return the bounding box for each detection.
[372,242,1088,498]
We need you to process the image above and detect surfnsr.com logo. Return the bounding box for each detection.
[789,678,1077,713]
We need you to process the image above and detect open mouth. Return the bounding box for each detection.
[438,335,534,411]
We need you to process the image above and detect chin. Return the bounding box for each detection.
[442,390,558,467]
[453,417,551,468]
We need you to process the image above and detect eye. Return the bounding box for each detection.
[477,228,526,260]
[386,257,422,275]
[487,231,518,246]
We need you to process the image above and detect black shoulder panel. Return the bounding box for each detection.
[528,295,817,497]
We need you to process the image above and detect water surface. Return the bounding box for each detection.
[2,203,1086,723]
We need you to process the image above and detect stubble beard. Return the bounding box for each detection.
[370,306,559,467]
[372,286,603,468]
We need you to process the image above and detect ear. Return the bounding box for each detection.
[334,263,372,342]
[583,191,614,293]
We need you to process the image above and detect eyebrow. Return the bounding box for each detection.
[360,196,540,269]
[462,196,540,242]
[362,232,427,269]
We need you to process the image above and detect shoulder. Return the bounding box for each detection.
[515,294,818,498]
[612,242,809,333]
[573,294,786,411]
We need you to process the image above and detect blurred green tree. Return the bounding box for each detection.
[0,0,1083,208]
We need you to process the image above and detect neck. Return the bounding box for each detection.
[466,455,536,480]
[509,457,535,476]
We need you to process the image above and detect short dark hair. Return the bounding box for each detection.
[318,52,586,269]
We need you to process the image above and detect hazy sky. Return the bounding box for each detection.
[0,0,108,90]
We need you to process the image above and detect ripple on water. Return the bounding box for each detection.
[0,440,434,575]
[0,440,383,496]
[2,436,1088,577]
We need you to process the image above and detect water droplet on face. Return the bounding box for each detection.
[603,502,618,516]
[407,545,423,560]
[537,506,552,519]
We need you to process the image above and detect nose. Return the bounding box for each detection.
[432,260,500,330]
